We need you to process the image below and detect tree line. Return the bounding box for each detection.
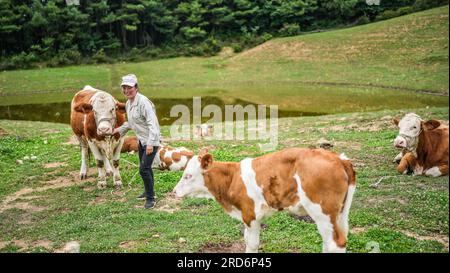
[0,0,448,69]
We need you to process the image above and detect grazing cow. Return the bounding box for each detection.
[393,113,449,177]
[70,85,126,188]
[174,148,356,253]
[120,136,194,171]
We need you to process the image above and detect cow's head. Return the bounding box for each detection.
[393,113,441,150]
[74,92,126,136]
[174,148,214,199]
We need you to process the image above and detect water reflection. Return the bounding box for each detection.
[0,97,325,125]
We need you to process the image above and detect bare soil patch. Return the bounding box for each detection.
[119,240,139,250]
[0,170,95,214]
[0,127,8,136]
[198,242,245,253]
[43,162,68,169]
[154,192,182,214]
[401,230,449,251]
[0,239,53,252]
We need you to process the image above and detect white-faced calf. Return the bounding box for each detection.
[174,148,356,253]
[393,113,449,177]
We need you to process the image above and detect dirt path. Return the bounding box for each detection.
[0,170,95,214]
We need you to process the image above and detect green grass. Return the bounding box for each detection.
[0,6,448,114]
[0,106,448,253]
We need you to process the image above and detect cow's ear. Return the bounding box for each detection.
[422,119,441,131]
[393,118,400,127]
[201,154,213,170]
[116,102,126,114]
[74,103,93,113]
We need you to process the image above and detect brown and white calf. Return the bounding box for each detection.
[121,136,194,171]
[393,113,449,177]
[174,148,356,253]
[153,146,194,171]
[70,85,126,188]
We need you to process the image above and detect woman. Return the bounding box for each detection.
[113,74,160,209]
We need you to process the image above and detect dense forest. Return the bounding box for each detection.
[0,0,448,69]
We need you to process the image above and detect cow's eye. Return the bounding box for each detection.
[412,126,417,129]
[184,174,192,180]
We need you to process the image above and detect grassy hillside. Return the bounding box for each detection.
[0,107,448,253]
[0,6,448,114]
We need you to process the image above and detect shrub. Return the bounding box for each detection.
[9,52,39,69]
[375,7,414,21]
[180,27,207,41]
[262,32,273,42]
[278,23,301,37]
[231,43,243,53]
[202,38,221,55]
[127,47,141,61]
[92,49,112,64]
[145,47,162,58]
[356,15,371,25]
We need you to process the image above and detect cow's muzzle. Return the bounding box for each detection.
[97,121,113,136]
[393,136,407,149]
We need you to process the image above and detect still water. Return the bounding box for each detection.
[0,97,324,126]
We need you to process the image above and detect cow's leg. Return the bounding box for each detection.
[439,164,449,176]
[338,184,356,238]
[87,141,107,189]
[244,220,261,253]
[306,207,346,253]
[294,174,346,253]
[78,136,88,180]
[103,156,113,177]
[111,138,124,188]
[397,153,416,175]
[424,164,448,177]
[424,167,442,177]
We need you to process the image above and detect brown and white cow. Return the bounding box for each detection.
[70,85,126,188]
[393,113,449,177]
[153,146,194,171]
[121,136,194,171]
[174,148,356,253]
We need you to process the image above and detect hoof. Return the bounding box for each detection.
[114,181,123,189]
[80,173,88,180]
[97,180,107,189]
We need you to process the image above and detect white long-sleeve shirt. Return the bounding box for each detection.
[118,92,161,147]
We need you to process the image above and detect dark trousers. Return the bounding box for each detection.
[138,142,159,201]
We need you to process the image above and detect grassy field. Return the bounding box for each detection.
[0,6,448,114]
[0,106,448,253]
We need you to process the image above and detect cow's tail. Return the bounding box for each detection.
[338,153,356,238]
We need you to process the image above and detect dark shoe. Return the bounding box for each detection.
[144,199,156,209]
[137,192,146,200]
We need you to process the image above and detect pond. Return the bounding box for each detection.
[0,97,325,126]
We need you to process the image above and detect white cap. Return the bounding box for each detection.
[121,74,138,87]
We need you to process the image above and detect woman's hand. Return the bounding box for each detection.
[110,128,119,135]
[146,146,153,155]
